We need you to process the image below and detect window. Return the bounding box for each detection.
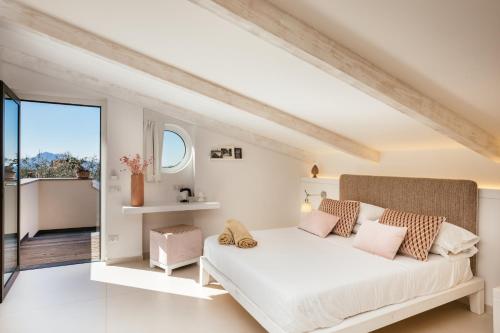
[161,124,192,173]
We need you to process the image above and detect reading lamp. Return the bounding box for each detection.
[301,190,327,213]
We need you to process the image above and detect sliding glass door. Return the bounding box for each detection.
[1,81,20,302]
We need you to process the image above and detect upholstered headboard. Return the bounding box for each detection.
[339,174,478,271]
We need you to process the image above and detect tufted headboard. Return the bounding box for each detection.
[339,174,478,271]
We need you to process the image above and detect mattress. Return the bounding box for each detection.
[204,227,473,333]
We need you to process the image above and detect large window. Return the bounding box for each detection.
[161,124,192,173]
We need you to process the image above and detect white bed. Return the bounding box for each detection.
[200,175,485,333]
[203,227,476,333]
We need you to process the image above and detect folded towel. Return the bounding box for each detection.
[218,227,234,245]
[225,219,258,248]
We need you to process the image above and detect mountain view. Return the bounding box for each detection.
[33,152,62,162]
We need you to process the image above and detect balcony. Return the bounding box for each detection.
[19,178,100,269]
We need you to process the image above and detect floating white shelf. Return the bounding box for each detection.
[122,201,221,215]
[301,177,339,184]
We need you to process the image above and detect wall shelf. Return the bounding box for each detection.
[301,177,339,185]
[122,201,221,215]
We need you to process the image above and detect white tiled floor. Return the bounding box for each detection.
[0,261,492,333]
[0,262,264,333]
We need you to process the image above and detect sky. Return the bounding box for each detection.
[161,130,186,167]
[21,101,100,158]
[4,98,19,163]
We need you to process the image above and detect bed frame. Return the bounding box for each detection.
[200,174,485,333]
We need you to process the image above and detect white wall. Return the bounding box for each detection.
[140,121,305,253]
[1,61,306,261]
[38,179,98,230]
[20,180,39,238]
[105,98,143,260]
[301,177,500,306]
[19,179,98,237]
[477,189,500,307]
[193,128,304,237]
[314,149,500,188]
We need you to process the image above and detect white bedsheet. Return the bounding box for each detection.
[204,227,473,333]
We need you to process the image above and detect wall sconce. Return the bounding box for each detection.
[301,190,327,213]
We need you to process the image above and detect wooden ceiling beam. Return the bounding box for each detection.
[0,0,380,162]
[0,46,315,162]
[189,0,500,162]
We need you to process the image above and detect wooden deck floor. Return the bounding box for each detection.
[20,230,100,270]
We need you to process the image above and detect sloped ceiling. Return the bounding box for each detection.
[268,0,500,136]
[3,0,498,159]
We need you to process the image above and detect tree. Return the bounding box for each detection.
[20,152,100,179]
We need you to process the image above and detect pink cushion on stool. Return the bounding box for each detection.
[150,224,202,265]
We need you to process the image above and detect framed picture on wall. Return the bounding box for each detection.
[234,147,242,159]
[210,146,243,160]
[221,147,233,159]
[210,150,223,159]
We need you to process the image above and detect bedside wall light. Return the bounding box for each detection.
[301,190,327,213]
[301,201,312,213]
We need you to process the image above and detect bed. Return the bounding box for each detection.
[199,175,485,333]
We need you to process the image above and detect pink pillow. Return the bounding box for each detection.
[353,220,407,260]
[299,210,340,238]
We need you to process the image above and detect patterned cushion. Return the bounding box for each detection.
[379,209,445,261]
[318,199,360,237]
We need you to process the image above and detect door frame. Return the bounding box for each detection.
[0,81,21,302]
[16,93,108,264]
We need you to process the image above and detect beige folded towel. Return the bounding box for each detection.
[218,227,235,245]
[225,219,258,249]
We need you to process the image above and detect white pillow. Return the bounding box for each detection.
[431,244,478,260]
[356,202,385,225]
[352,219,378,234]
[430,222,479,255]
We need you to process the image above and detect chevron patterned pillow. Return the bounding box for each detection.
[318,199,360,237]
[380,209,445,261]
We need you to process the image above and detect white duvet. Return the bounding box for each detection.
[204,227,472,333]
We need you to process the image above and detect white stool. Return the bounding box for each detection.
[149,224,202,275]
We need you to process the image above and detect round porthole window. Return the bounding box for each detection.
[161,124,193,173]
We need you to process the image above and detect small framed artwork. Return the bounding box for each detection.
[234,147,242,159]
[221,147,233,159]
[210,150,223,159]
[210,146,243,160]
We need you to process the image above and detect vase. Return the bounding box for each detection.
[131,173,144,207]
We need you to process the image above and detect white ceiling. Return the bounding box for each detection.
[0,25,332,155]
[269,0,500,137]
[0,61,103,101]
[4,0,496,158]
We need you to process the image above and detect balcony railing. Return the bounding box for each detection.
[20,178,99,239]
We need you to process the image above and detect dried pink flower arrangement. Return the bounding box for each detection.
[119,154,152,175]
